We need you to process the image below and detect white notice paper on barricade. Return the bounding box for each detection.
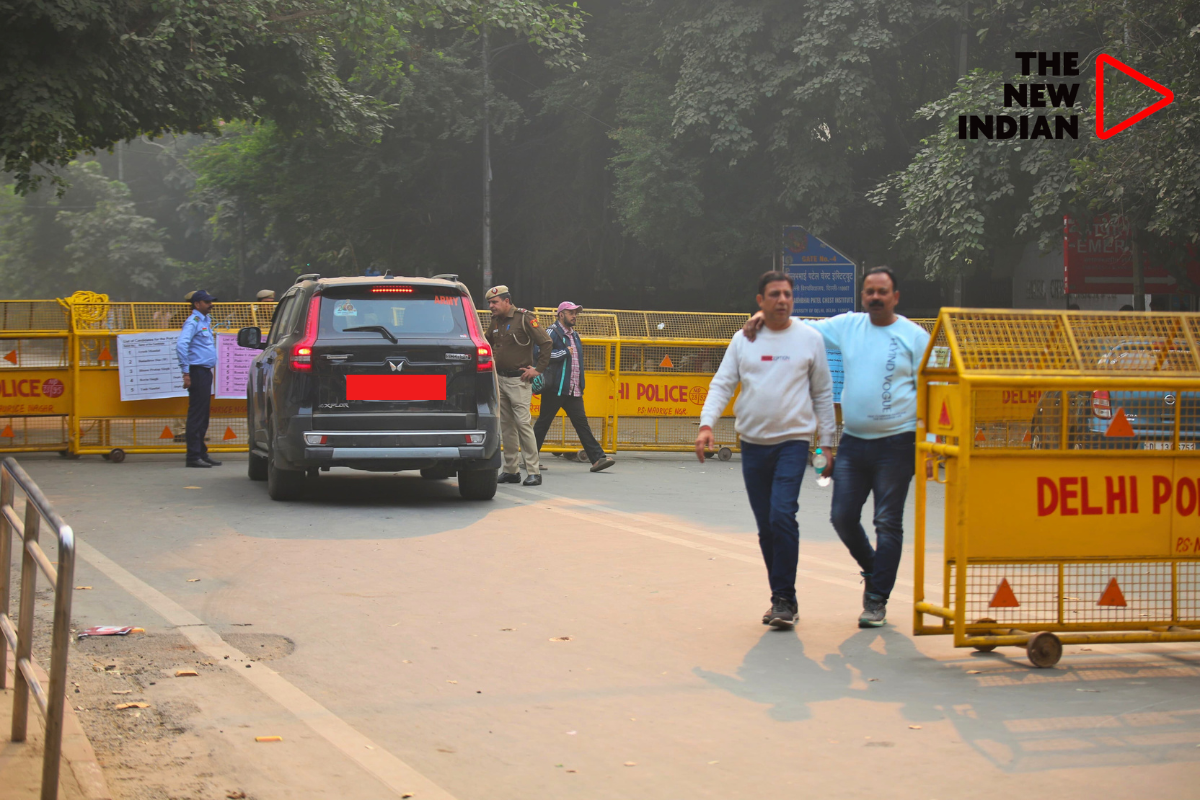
[117,332,187,401]
[216,334,259,399]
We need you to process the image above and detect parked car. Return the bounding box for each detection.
[237,274,501,500]
[1030,339,1198,450]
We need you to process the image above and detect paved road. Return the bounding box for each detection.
[13,451,1200,799]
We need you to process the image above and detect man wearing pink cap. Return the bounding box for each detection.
[534,302,616,472]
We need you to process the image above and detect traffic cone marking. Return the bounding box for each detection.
[1105,407,1135,437]
[989,578,1020,608]
[159,425,174,439]
[1098,577,1127,607]
[223,427,237,441]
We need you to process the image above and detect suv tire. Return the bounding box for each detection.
[458,468,498,500]
[266,423,305,501]
[248,451,268,481]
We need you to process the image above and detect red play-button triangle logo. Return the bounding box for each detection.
[1095,54,1173,139]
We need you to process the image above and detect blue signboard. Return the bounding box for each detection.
[782,226,856,317]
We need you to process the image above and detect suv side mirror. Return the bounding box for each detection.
[237,327,265,350]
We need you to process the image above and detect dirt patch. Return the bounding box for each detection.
[222,633,295,662]
[68,632,223,800]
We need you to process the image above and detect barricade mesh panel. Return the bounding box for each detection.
[75,335,118,367]
[618,417,737,448]
[977,386,1200,451]
[0,302,70,331]
[0,416,68,449]
[1069,315,1196,372]
[950,313,1077,372]
[942,310,1200,375]
[78,416,248,449]
[950,561,1197,627]
[0,338,69,368]
[619,345,727,374]
[72,303,275,332]
[538,416,607,449]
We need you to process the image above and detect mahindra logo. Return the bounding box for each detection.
[387,358,406,372]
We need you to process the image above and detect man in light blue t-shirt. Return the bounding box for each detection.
[746,266,930,628]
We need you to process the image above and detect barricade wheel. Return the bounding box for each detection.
[717,447,733,462]
[1026,631,1063,668]
[576,449,589,463]
[108,449,126,464]
[972,618,998,652]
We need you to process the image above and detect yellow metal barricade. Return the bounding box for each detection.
[0,300,73,453]
[914,309,1200,667]
[69,301,275,459]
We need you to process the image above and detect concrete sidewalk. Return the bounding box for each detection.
[2,654,111,800]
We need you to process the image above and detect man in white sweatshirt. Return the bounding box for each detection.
[695,271,837,628]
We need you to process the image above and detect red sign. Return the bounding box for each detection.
[41,378,64,398]
[345,375,447,402]
[1063,214,1200,294]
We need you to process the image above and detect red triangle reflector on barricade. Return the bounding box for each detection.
[1105,408,1135,437]
[223,427,237,441]
[989,578,1020,608]
[1,424,13,438]
[3,350,16,364]
[1098,577,1127,607]
[160,426,174,439]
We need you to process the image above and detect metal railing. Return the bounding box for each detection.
[1,457,76,800]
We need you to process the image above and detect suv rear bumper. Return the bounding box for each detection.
[275,417,501,470]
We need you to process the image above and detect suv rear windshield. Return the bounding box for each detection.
[318,287,470,339]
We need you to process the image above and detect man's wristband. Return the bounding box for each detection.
[698,425,713,433]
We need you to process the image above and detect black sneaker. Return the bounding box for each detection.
[859,593,887,628]
[766,596,797,629]
[522,474,542,486]
[202,456,223,466]
[498,472,522,484]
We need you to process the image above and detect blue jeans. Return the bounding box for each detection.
[740,440,808,602]
[830,432,916,601]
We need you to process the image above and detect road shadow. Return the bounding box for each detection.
[697,625,1200,772]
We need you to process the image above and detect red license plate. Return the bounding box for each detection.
[345,375,447,401]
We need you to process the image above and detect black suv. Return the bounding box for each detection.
[237,274,500,501]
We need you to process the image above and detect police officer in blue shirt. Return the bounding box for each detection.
[176,290,222,468]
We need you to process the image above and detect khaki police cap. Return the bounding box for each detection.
[183,290,196,301]
[256,289,276,300]
[484,285,510,302]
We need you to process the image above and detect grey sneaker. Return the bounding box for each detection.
[767,596,798,629]
[859,593,887,628]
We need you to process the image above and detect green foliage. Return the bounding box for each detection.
[0,161,178,299]
[873,0,1200,287]
[0,0,585,195]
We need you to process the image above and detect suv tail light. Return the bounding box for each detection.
[290,295,322,372]
[1091,390,1111,419]
[465,304,493,372]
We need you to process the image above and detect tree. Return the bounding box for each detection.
[872,0,1200,300]
[0,161,178,299]
[0,0,584,194]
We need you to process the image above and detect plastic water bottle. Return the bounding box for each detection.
[813,447,831,487]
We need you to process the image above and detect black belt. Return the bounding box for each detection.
[497,369,528,378]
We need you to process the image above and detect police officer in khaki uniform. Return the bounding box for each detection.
[485,285,551,485]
